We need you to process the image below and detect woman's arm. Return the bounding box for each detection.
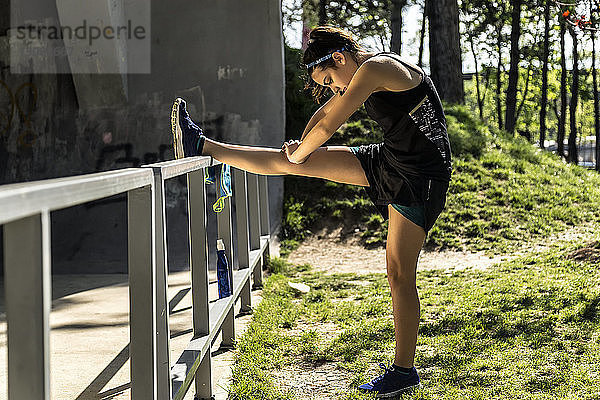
[300,93,340,141]
[288,61,391,163]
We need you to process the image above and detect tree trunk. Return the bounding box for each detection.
[469,36,483,119]
[482,67,490,106]
[418,0,427,67]
[505,0,522,134]
[558,21,567,159]
[594,30,600,171]
[390,0,406,54]
[516,63,532,122]
[319,0,327,25]
[496,28,504,130]
[592,38,600,171]
[591,1,600,171]
[552,99,559,120]
[539,0,550,149]
[427,0,464,103]
[568,26,579,164]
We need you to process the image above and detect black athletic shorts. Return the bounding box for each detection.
[349,143,449,234]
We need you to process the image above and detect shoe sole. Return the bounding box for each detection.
[171,98,184,159]
[375,383,422,398]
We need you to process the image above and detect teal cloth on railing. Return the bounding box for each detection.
[204,165,217,184]
[204,164,231,213]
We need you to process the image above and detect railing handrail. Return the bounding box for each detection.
[142,155,220,180]
[0,168,154,225]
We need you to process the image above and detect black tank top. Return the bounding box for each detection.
[364,52,452,181]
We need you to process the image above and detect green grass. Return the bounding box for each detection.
[229,238,600,399]
[428,147,600,253]
[279,103,600,253]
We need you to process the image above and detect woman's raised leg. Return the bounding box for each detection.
[202,138,369,187]
[385,204,426,367]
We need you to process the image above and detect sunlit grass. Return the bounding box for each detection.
[229,238,600,399]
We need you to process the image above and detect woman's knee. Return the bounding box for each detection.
[386,257,417,287]
[279,150,319,176]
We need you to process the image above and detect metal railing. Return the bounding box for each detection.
[0,155,272,400]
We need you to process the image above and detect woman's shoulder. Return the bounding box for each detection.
[363,53,424,75]
[359,52,424,92]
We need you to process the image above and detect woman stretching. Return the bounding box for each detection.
[171,26,452,398]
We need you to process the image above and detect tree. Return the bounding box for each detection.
[594,40,600,171]
[505,0,522,134]
[540,0,552,149]
[589,34,600,170]
[568,25,580,163]
[551,0,598,30]
[459,0,513,127]
[418,1,427,67]
[496,23,505,130]
[558,18,568,159]
[319,0,328,25]
[428,0,465,103]
[390,0,407,53]
[460,0,488,119]
[470,38,484,119]
[324,1,392,50]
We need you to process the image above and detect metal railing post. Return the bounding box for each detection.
[247,173,263,288]
[259,175,270,237]
[233,168,252,312]
[128,184,158,400]
[187,168,212,400]
[216,169,235,348]
[258,175,271,288]
[150,170,172,400]
[247,173,261,251]
[3,212,51,400]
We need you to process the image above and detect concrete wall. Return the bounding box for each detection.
[0,0,285,273]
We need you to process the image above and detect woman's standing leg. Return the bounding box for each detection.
[358,205,425,395]
[385,204,426,367]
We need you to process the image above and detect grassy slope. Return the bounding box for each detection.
[279,104,600,255]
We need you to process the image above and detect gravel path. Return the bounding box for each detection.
[286,223,599,275]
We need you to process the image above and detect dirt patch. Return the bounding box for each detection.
[285,222,600,275]
[514,223,599,256]
[273,320,349,398]
[568,241,600,263]
[271,360,353,400]
[283,320,341,342]
[286,231,508,275]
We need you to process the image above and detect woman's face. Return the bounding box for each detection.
[310,52,358,97]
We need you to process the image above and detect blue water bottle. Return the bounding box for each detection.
[217,239,232,298]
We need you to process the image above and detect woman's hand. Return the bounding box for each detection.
[281,140,308,164]
[280,140,300,153]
